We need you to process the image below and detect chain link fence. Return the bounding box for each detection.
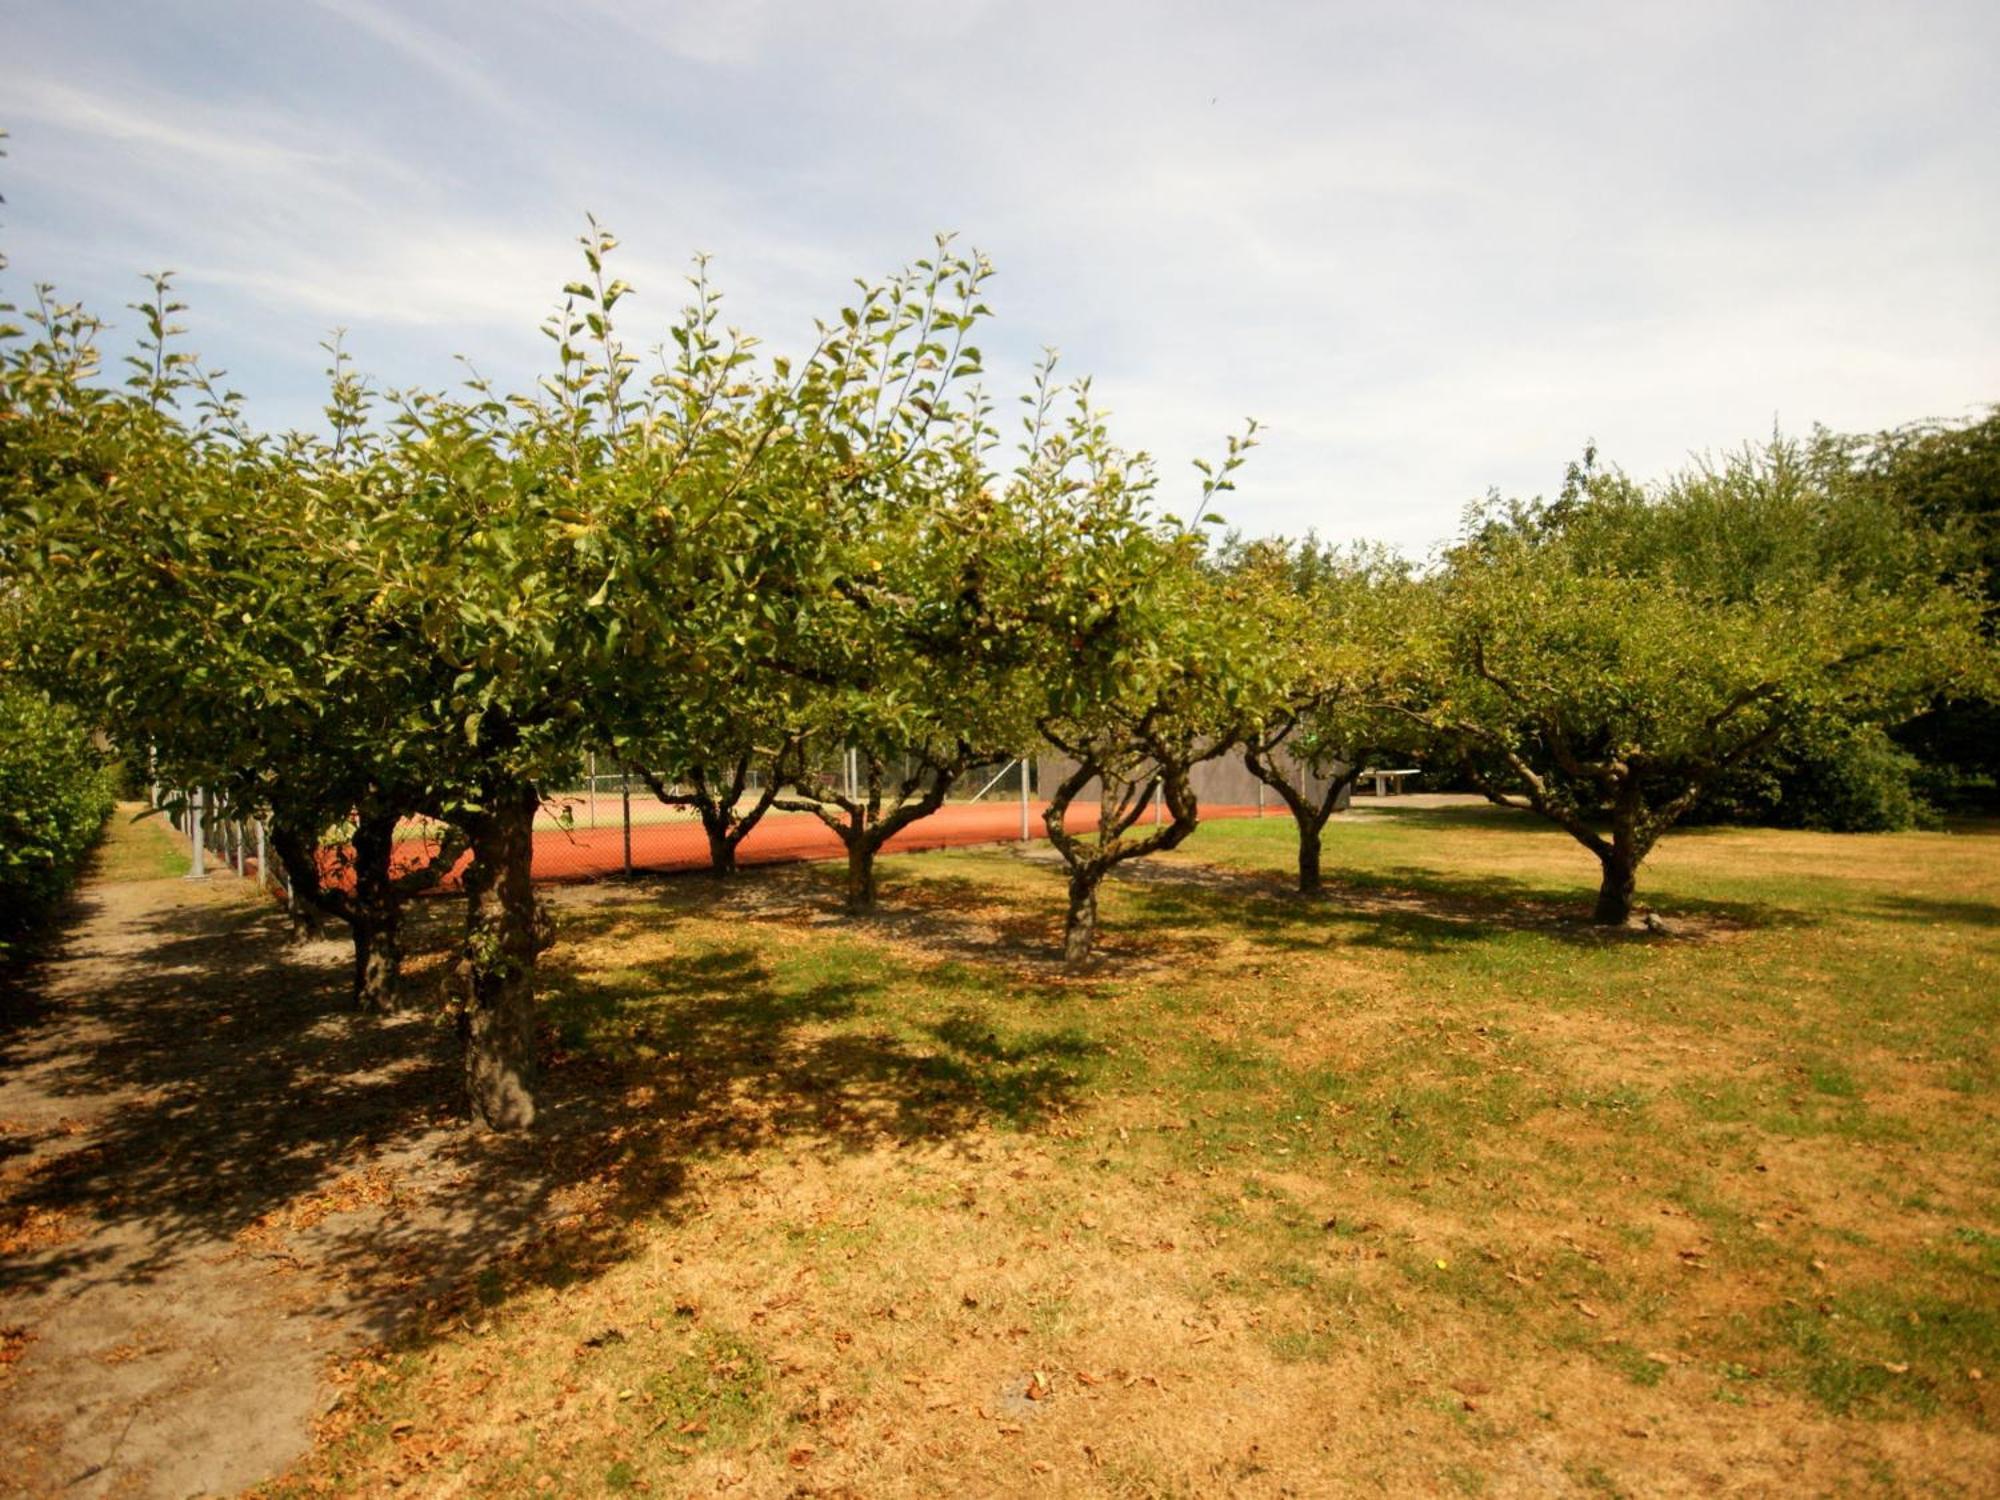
[152,749,1289,903]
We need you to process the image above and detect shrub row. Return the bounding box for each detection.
[0,685,114,957]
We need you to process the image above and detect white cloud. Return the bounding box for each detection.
[2,75,367,182]
[4,0,1995,548]
[308,0,514,113]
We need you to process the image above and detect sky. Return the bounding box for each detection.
[4,0,1996,553]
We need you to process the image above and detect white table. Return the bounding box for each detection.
[1361,768,1421,796]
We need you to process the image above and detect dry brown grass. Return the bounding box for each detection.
[252,807,1997,1497]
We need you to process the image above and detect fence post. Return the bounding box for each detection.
[622,771,633,877]
[588,752,598,830]
[1256,780,1266,818]
[1018,757,1030,841]
[256,819,268,891]
[1154,780,1163,826]
[187,789,208,879]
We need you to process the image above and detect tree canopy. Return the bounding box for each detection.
[1422,438,1993,924]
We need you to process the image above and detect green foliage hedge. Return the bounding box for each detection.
[0,685,114,956]
[1688,719,1937,833]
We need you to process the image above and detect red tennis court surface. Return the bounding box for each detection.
[522,800,1269,883]
[211,801,1275,898]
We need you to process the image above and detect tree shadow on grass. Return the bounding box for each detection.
[609,858,1154,987]
[1110,854,1803,954]
[0,873,1094,1352]
[1335,801,1792,845]
[646,841,1800,979]
[1853,892,2000,929]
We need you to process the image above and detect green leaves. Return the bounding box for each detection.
[1419,437,1995,906]
[0,686,114,955]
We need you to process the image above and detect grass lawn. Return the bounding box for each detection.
[93,803,191,882]
[268,804,1999,1496]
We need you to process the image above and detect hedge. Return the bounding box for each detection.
[0,685,115,957]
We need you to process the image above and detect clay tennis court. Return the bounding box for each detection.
[287,800,1270,895]
[524,799,1268,882]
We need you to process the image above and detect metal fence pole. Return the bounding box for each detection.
[1018,757,1030,841]
[1256,780,1266,818]
[622,771,633,876]
[187,789,208,879]
[588,752,598,830]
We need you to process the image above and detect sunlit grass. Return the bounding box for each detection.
[94,803,190,881]
[268,803,2000,1497]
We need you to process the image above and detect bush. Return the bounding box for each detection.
[1689,720,1935,833]
[0,686,115,957]
[1892,699,2000,815]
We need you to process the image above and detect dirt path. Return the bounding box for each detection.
[0,816,562,1498]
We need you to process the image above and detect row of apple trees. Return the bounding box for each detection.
[2,231,1266,1127]
[4,228,1990,1130]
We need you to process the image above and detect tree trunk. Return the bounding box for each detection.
[352,915,402,1012]
[285,886,325,942]
[350,809,402,1013]
[460,788,542,1130]
[1593,849,1638,926]
[704,815,738,877]
[1592,801,1648,927]
[1296,818,1323,896]
[846,839,878,914]
[270,817,329,941]
[1063,869,1101,971]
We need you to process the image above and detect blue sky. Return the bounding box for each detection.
[5,0,1996,551]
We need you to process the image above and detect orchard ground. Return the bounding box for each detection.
[0,802,1994,1497]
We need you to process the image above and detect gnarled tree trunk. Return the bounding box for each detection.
[776,747,959,917]
[1593,805,1645,926]
[1296,822,1323,896]
[636,748,792,879]
[1043,739,1209,972]
[349,808,402,1013]
[1243,733,1359,897]
[270,819,330,942]
[458,786,545,1130]
[847,844,879,912]
[1063,869,1101,967]
[1592,851,1637,926]
[702,810,739,877]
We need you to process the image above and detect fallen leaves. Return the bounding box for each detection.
[0,1324,33,1362]
[233,1165,401,1252]
[0,1204,79,1257]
